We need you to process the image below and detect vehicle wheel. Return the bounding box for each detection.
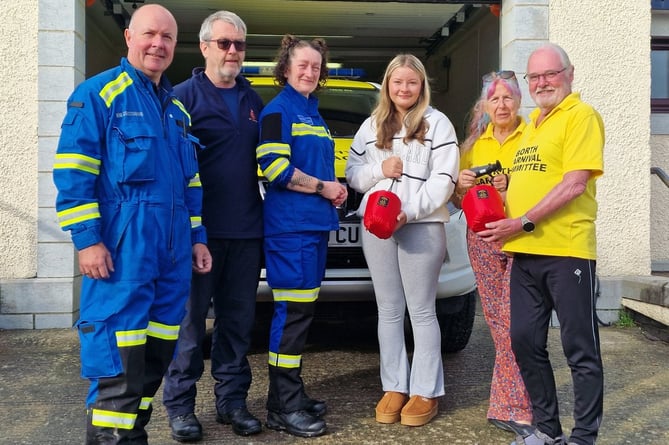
[404,290,477,353]
[436,290,477,353]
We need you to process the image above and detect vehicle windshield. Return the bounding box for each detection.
[251,83,379,138]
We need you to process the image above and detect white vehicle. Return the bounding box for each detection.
[250,75,478,352]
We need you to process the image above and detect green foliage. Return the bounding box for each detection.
[616,309,636,328]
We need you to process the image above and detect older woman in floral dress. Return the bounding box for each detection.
[452,70,533,436]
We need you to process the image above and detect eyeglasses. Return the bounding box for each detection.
[487,96,517,106]
[205,39,247,51]
[482,70,516,84]
[523,67,567,83]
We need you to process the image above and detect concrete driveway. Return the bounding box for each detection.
[0,302,667,445]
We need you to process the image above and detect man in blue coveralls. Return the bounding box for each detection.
[52,4,211,444]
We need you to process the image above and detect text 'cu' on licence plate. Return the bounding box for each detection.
[329,223,361,247]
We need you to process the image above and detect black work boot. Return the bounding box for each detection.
[169,413,203,442]
[266,410,327,438]
[216,406,262,436]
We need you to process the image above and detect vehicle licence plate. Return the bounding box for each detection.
[329,223,361,247]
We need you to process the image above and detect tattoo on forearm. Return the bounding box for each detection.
[290,171,313,187]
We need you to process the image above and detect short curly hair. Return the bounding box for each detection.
[272,34,329,92]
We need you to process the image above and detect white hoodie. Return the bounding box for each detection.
[346,106,459,223]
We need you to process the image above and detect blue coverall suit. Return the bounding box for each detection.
[53,57,206,444]
[162,69,265,418]
[256,84,339,414]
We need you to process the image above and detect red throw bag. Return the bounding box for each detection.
[461,185,505,232]
[364,189,401,239]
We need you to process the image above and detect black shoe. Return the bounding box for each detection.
[266,410,327,438]
[303,397,327,417]
[489,418,534,436]
[216,407,262,436]
[169,413,202,442]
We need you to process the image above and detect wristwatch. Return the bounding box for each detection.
[520,215,535,233]
[315,180,324,195]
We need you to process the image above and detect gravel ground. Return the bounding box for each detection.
[1,301,668,445]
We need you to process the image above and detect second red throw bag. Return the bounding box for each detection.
[461,185,505,233]
[364,189,402,239]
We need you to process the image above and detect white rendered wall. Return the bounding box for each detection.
[0,2,39,279]
[0,0,85,329]
[501,0,652,277]
[0,0,41,328]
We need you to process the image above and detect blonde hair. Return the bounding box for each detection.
[373,54,430,149]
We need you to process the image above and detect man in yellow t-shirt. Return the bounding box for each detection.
[479,43,605,445]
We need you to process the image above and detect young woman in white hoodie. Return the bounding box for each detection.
[345,54,459,427]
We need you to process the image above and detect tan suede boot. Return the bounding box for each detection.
[400,395,438,426]
[375,392,409,424]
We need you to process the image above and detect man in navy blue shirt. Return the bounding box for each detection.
[162,10,264,442]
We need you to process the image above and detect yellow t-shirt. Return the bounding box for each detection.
[460,119,526,186]
[503,93,605,259]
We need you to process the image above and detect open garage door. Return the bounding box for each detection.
[85,0,501,137]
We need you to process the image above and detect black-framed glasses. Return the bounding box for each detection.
[205,39,247,51]
[482,70,516,84]
[523,67,567,83]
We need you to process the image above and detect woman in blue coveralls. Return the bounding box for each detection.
[255,34,347,438]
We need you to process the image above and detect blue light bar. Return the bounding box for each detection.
[240,66,366,78]
[328,67,366,77]
[240,66,274,75]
